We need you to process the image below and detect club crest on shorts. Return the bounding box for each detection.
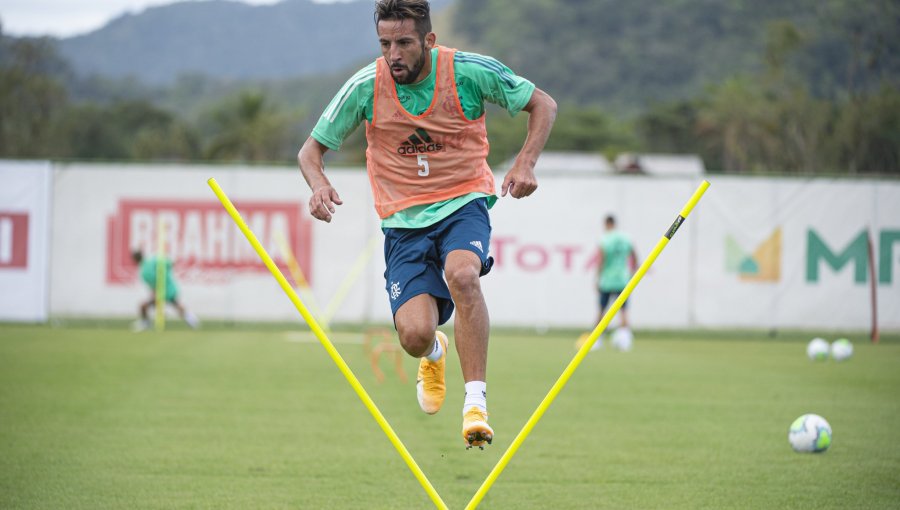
[390,281,402,300]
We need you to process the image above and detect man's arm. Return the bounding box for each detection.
[298,136,343,223]
[597,248,605,285]
[629,247,639,273]
[500,87,557,198]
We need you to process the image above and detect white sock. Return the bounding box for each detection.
[463,381,487,415]
[185,311,200,329]
[424,334,443,362]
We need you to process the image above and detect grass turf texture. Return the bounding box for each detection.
[1,324,898,509]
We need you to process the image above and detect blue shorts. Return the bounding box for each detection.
[383,198,494,325]
[600,290,628,310]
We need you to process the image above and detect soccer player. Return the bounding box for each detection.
[297,0,556,449]
[131,250,199,331]
[594,214,638,350]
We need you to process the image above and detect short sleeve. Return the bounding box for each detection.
[310,62,377,151]
[453,51,535,119]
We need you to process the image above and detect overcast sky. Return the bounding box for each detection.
[1,0,356,38]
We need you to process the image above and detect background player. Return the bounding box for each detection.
[132,250,199,331]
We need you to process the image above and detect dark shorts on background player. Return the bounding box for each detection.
[383,198,494,326]
[600,290,628,309]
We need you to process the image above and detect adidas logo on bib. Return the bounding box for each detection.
[397,128,444,156]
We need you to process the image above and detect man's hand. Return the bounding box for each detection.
[308,185,343,222]
[298,136,342,222]
[500,162,538,199]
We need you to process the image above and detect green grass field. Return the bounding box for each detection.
[1,323,898,509]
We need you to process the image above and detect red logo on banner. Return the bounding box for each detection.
[0,212,29,269]
[106,200,312,284]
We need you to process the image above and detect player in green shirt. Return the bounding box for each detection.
[308,32,538,229]
[131,250,199,331]
[595,215,638,350]
[297,0,557,449]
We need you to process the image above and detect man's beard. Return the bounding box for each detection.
[391,45,427,85]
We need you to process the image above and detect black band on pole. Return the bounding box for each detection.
[665,215,685,239]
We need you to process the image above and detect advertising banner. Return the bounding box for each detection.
[50,164,383,323]
[48,163,899,331]
[695,177,899,331]
[0,161,52,322]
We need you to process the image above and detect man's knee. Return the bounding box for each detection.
[396,322,436,357]
[445,261,481,298]
[394,294,439,357]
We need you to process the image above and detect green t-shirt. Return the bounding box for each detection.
[599,231,633,291]
[311,48,535,228]
[140,257,178,301]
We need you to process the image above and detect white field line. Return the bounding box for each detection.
[283,331,365,345]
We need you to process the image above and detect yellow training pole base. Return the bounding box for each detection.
[465,180,710,510]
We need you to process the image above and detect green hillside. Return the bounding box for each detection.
[452,0,899,114]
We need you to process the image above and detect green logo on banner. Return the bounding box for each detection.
[806,229,900,284]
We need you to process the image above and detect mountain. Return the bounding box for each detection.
[56,0,453,85]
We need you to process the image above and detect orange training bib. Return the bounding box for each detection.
[365,46,495,218]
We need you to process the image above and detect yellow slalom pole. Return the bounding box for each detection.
[207,178,448,510]
[321,234,380,327]
[465,180,710,510]
[154,221,166,332]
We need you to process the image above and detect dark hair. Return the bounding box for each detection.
[605,215,616,226]
[131,250,143,263]
[374,0,432,38]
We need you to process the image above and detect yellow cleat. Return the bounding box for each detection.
[462,407,493,450]
[416,331,448,414]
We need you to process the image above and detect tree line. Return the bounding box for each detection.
[455,0,899,174]
[0,36,300,164]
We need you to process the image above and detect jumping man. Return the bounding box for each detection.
[297,0,557,449]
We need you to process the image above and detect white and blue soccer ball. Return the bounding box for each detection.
[612,328,633,351]
[788,413,832,453]
[831,338,853,361]
[806,338,830,361]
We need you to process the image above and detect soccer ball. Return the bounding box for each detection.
[806,338,829,361]
[831,338,853,361]
[788,413,832,453]
[612,328,633,351]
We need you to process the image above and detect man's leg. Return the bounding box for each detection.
[592,291,611,351]
[140,298,153,321]
[395,294,448,415]
[444,250,488,382]
[132,298,154,332]
[171,298,200,329]
[445,249,493,448]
